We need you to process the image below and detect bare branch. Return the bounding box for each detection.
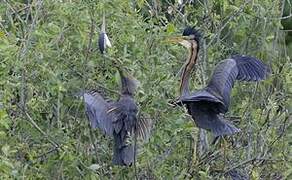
[16,103,61,149]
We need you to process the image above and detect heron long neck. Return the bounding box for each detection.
[119,69,138,96]
[180,42,198,96]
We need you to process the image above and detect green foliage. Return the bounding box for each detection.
[0,0,291,179]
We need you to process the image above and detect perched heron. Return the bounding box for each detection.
[169,26,270,137]
[84,69,150,166]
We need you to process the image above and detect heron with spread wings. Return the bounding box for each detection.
[84,69,151,166]
[169,27,270,137]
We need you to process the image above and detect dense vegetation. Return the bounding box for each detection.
[0,0,291,179]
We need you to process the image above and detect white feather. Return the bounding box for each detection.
[104,33,112,48]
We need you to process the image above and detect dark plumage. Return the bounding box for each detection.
[84,70,150,166]
[180,55,270,137]
[98,32,106,54]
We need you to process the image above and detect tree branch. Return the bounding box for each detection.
[16,103,61,149]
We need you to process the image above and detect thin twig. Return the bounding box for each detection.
[206,0,250,48]
[242,3,291,21]
[34,146,60,160]
[153,138,177,164]
[165,0,189,24]
[3,0,26,26]
[224,157,256,174]
[16,103,61,149]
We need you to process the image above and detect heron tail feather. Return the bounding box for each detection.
[211,117,240,137]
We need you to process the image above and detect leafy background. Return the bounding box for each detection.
[0,0,291,179]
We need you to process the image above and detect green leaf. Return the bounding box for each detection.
[166,23,176,33]
[88,164,101,171]
[1,145,10,156]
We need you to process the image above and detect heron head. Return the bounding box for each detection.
[167,26,201,49]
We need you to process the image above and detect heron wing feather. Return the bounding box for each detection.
[84,92,114,136]
[207,55,269,109]
[136,114,152,140]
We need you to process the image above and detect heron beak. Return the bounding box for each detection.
[166,36,191,48]
[165,36,185,44]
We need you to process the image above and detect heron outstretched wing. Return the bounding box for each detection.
[207,55,270,110]
[84,92,114,136]
[136,113,152,140]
